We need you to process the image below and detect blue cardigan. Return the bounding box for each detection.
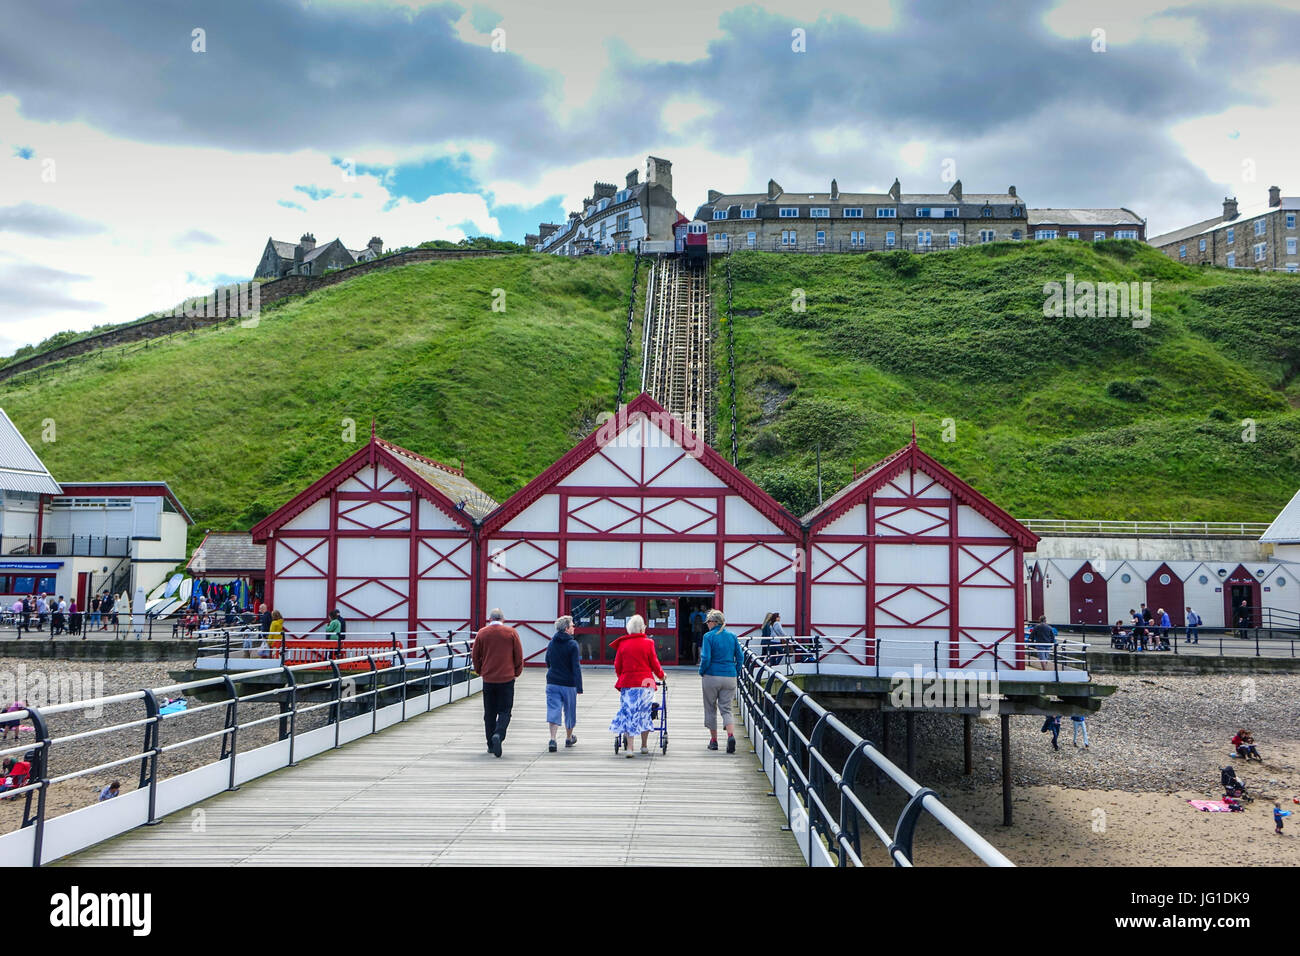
[545,631,583,692]
[699,626,744,677]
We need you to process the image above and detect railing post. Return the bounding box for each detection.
[139,690,162,825]
[221,675,240,792]
[282,665,298,767]
[23,706,50,867]
[366,655,379,734]
[398,648,409,722]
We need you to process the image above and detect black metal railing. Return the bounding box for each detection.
[2,535,130,557]
[737,649,1012,867]
[1059,607,1300,658]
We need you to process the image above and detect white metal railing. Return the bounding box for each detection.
[740,634,1090,683]
[0,636,479,866]
[1022,518,1270,537]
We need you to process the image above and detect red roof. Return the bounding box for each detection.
[482,393,800,537]
[804,440,1039,549]
[250,435,489,541]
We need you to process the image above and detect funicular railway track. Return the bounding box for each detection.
[642,255,712,440]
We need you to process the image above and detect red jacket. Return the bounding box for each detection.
[613,634,665,690]
[472,623,524,683]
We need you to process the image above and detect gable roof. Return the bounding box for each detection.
[1261,488,1300,544]
[250,433,495,541]
[481,393,801,537]
[187,531,265,574]
[269,239,297,259]
[1028,208,1144,227]
[0,408,61,495]
[803,439,1039,549]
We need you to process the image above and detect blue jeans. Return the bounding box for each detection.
[545,684,577,730]
[1072,718,1089,746]
[1185,627,1199,643]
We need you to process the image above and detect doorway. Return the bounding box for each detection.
[565,593,714,665]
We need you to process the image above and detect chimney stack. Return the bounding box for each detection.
[1007,185,1016,198]
[888,178,901,201]
[830,178,839,201]
[646,156,673,197]
[298,232,316,252]
[948,179,962,202]
[1268,185,1281,207]
[1223,197,1239,220]
[368,236,383,256]
[626,169,639,188]
[767,179,783,200]
[707,189,723,203]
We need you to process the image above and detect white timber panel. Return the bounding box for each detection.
[498,494,559,534]
[418,498,463,532]
[957,505,1008,539]
[281,499,330,531]
[818,503,868,536]
[725,496,783,535]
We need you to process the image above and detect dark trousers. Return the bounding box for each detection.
[482,680,515,744]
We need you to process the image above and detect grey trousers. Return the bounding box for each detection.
[701,675,737,733]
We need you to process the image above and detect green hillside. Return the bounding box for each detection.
[2,242,1297,546]
[717,241,1300,519]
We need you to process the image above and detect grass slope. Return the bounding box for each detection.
[715,241,1300,520]
[1,255,638,545]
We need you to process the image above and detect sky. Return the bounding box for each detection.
[0,0,1297,355]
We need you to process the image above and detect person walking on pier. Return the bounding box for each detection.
[545,615,582,752]
[473,609,523,758]
[1184,606,1200,644]
[609,615,665,757]
[699,609,744,753]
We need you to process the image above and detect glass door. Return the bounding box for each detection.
[645,596,678,665]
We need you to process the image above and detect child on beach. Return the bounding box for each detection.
[1275,803,1290,835]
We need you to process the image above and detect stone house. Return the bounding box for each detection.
[1148,186,1299,272]
[532,156,678,255]
[1027,208,1145,242]
[255,234,384,279]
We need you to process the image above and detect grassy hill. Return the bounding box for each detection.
[717,241,1300,519]
[2,241,1297,547]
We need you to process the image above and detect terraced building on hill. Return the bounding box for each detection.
[1148,185,1299,272]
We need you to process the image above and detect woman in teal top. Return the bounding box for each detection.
[324,608,342,640]
[698,610,744,752]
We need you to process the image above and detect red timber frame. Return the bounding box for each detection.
[804,440,1038,672]
[250,434,477,642]
[480,393,802,663]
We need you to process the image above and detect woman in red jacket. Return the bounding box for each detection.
[608,616,665,757]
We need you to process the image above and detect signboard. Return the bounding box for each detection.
[0,561,64,570]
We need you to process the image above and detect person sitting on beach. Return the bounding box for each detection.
[1221,766,1249,800]
[1,701,25,741]
[1232,730,1262,762]
[99,781,121,801]
[0,756,31,797]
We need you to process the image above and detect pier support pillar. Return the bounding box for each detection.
[963,714,972,775]
[1000,714,1012,826]
[881,712,891,762]
[904,712,916,776]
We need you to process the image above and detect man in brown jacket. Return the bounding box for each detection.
[472,608,524,757]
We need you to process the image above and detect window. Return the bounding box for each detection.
[1038,229,1059,240]
[746,232,756,247]
[1254,242,1267,262]
[12,576,35,594]
[843,208,863,218]
[1277,576,1287,586]
[615,190,629,204]
[715,233,728,245]
[884,230,896,247]
[1082,572,1095,584]
[598,199,609,210]
[1179,244,1187,258]
[1120,574,1130,584]
[712,210,728,220]
[948,229,959,247]
[779,207,799,218]
[816,230,826,245]
[1159,573,1171,585]
[740,208,756,219]
[916,229,932,247]
[1011,229,1022,240]
[916,208,930,218]
[876,207,897,218]
[617,214,629,232]
[942,208,959,218]
[1226,227,1235,244]
[1288,263,1299,273]
[1287,237,1297,255]
[850,230,865,246]
[1255,219,1267,236]
[781,229,797,246]
[1198,575,1209,585]
[1226,252,1236,268]
[1011,206,1023,217]
[979,229,995,243]
[1115,230,1138,240]
[1067,231,1079,239]
[981,207,992,218]
[1287,213,1296,229]
[1199,238,1207,252]
[810,208,829,218]
[1093,231,1106,241]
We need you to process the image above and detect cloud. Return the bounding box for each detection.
[172,228,221,248]
[0,258,103,322]
[0,202,106,238]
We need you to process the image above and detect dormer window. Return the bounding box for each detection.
[713,209,728,220]
[981,206,992,218]
[1011,206,1023,217]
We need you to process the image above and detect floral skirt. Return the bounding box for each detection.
[609,687,654,736]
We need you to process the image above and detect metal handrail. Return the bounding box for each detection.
[1021,518,1270,536]
[737,650,1012,867]
[0,637,479,867]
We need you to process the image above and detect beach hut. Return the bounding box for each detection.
[251,431,496,640]
[1067,561,1107,626]
[804,439,1037,675]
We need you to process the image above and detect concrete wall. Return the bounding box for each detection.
[1032,534,1267,564]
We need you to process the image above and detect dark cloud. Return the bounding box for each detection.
[0,202,107,238]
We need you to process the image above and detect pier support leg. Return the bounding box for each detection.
[1000,714,1012,827]
[881,712,891,762]
[905,712,916,776]
[963,714,972,775]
